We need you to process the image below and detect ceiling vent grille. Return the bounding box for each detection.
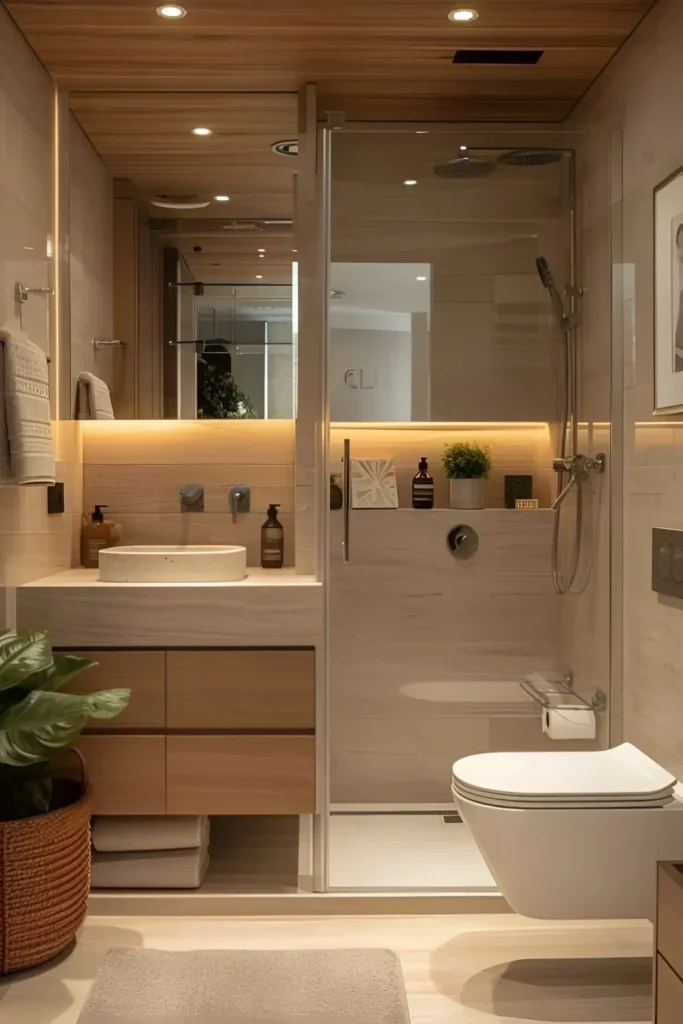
[453,49,544,65]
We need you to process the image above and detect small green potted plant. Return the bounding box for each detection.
[0,630,129,974]
[442,441,492,509]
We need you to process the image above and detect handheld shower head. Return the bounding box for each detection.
[536,256,568,328]
[536,256,554,289]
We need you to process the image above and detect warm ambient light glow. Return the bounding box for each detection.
[157,4,187,17]
[213,195,230,202]
[191,127,213,136]
[448,8,479,22]
[404,179,418,186]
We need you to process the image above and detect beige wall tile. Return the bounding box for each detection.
[570,0,683,772]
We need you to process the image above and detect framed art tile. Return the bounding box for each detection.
[351,458,399,509]
[655,167,683,412]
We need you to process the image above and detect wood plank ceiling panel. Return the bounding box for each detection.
[6,0,657,121]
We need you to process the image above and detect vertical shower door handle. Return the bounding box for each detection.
[343,438,351,562]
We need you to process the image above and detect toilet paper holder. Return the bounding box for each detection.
[520,676,607,713]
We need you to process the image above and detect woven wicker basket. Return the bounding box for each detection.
[0,772,92,975]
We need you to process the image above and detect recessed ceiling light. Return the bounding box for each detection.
[213,195,230,202]
[191,127,213,136]
[459,145,468,152]
[416,276,427,282]
[292,249,298,253]
[258,254,265,258]
[416,131,429,135]
[255,274,263,279]
[257,248,266,253]
[150,198,210,209]
[448,8,479,22]
[157,4,187,18]
[404,179,418,186]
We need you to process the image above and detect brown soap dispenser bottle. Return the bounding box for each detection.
[261,503,284,569]
[412,457,434,509]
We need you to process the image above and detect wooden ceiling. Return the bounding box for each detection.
[5,0,658,121]
[4,0,657,283]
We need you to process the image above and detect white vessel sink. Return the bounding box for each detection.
[98,545,247,584]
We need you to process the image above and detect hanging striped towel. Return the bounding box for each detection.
[77,371,115,420]
[0,327,55,485]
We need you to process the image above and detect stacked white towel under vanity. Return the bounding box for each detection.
[91,816,210,889]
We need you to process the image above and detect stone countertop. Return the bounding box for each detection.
[18,567,323,648]
[21,566,320,588]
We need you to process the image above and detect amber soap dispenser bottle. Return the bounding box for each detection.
[261,503,284,568]
[412,457,434,509]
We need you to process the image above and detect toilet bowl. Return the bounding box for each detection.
[452,743,683,920]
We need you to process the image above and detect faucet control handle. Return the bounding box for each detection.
[228,484,251,524]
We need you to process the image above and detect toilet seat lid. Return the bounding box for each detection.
[451,743,677,801]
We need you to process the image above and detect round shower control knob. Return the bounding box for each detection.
[447,524,479,557]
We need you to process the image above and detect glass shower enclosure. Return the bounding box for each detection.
[319,127,607,892]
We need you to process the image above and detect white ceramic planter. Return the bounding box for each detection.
[449,478,485,509]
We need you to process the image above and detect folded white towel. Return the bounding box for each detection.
[77,371,115,420]
[0,327,55,485]
[92,815,209,853]
[91,845,209,890]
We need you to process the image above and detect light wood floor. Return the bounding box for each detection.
[0,913,654,1024]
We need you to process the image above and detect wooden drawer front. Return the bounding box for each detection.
[78,735,166,814]
[166,735,315,815]
[657,956,683,1024]
[658,864,683,982]
[166,650,315,730]
[59,650,166,729]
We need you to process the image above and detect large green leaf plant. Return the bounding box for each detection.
[0,631,130,821]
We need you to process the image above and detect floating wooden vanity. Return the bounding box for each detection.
[67,648,316,816]
[17,568,323,820]
[655,862,683,1022]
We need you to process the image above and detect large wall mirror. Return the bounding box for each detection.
[66,94,297,420]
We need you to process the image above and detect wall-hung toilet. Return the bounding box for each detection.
[452,743,683,920]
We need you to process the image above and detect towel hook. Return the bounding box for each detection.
[16,282,54,304]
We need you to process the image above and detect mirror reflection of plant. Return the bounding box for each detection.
[0,631,130,821]
[442,441,492,480]
[197,362,256,419]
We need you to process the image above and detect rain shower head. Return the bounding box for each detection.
[433,147,497,179]
[499,149,565,167]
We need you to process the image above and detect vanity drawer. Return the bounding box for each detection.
[78,735,166,814]
[166,650,315,730]
[166,735,315,815]
[657,956,683,1023]
[59,649,166,729]
[658,863,683,982]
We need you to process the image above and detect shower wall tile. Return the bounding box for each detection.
[329,509,593,805]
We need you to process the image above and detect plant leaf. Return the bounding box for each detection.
[0,688,131,767]
[25,653,98,693]
[0,632,53,692]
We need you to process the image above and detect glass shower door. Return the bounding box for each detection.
[323,127,593,892]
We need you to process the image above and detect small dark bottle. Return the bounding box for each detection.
[412,457,434,509]
[261,503,284,568]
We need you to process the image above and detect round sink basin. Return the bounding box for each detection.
[98,545,247,584]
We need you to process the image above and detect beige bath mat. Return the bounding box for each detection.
[78,947,410,1023]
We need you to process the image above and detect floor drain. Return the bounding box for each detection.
[440,813,462,825]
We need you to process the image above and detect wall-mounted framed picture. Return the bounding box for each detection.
[655,166,683,413]
[350,458,399,509]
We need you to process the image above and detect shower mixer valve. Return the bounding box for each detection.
[553,453,606,477]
